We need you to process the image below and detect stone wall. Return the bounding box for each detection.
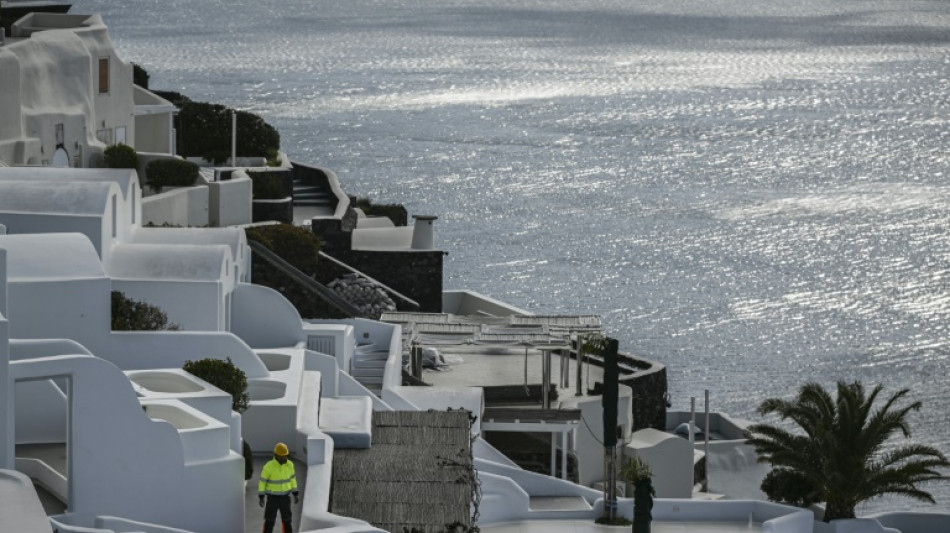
[588,352,668,432]
[328,248,444,312]
[251,198,292,223]
[620,358,668,432]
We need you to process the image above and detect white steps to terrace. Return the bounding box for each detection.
[292,178,334,208]
[350,345,392,396]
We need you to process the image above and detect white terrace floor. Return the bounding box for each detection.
[483,519,764,533]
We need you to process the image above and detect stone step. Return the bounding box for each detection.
[355,374,384,385]
[352,367,385,379]
[352,359,388,369]
[294,190,330,199]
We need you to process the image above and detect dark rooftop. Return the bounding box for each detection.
[332,410,474,533]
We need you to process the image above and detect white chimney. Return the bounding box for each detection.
[410,215,437,250]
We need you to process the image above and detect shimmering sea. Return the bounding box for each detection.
[73,0,950,512]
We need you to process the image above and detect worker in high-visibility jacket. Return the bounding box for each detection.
[258,442,299,533]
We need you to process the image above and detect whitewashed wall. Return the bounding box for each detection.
[109,331,269,378]
[207,176,252,227]
[0,271,10,469]
[10,354,243,533]
[141,186,209,227]
[14,380,67,444]
[112,279,223,332]
[576,390,633,488]
[231,283,304,348]
[7,279,111,360]
[0,214,104,258]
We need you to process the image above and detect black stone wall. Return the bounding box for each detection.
[252,198,293,223]
[329,248,444,312]
[621,362,668,432]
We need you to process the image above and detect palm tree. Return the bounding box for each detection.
[747,381,949,522]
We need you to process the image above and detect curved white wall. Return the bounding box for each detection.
[8,279,111,360]
[112,280,222,332]
[231,283,303,348]
[108,331,269,379]
[11,354,243,533]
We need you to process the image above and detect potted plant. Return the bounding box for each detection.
[620,456,655,533]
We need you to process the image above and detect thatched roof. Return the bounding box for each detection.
[332,410,473,533]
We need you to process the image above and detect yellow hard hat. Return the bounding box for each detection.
[274,442,289,456]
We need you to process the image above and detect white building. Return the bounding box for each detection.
[0,9,944,533]
[0,13,175,168]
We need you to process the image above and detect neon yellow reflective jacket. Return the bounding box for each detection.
[258,459,297,496]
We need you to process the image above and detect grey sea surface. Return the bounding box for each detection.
[73,0,950,513]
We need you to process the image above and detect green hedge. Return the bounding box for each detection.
[248,170,289,200]
[111,290,178,330]
[182,357,249,413]
[175,101,280,164]
[245,224,330,318]
[146,158,200,192]
[351,197,408,226]
[133,63,150,89]
[103,144,139,169]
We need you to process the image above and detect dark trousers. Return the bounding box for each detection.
[262,494,293,533]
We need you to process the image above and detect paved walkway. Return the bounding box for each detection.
[245,456,307,533]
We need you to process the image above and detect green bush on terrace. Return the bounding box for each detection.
[103,143,139,169]
[146,158,200,193]
[175,100,280,164]
[351,197,408,226]
[111,290,179,331]
[245,224,328,318]
[182,357,249,414]
[248,170,289,200]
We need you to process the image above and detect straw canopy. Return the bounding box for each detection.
[332,410,474,533]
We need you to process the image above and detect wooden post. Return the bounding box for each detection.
[411,344,423,380]
[602,338,619,521]
[541,349,551,409]
[575,335,584,396]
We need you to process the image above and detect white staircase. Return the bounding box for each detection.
[350,343,391,395]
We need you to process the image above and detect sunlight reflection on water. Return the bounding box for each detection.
[73,0,950,512]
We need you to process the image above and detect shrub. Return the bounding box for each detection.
[152,90,192,107]
[175,101,280,163]
[246,224,320,273]
[265,148,282,167]
[133,63,149,89]
[351,197,408,226]
[248,170,289,200]
[103,144,139,169]
[243,440,254,480]
[145,158,200,192]
[182,357,249,413]
[245,224,327,317]
[760,468,819,508]
[111,290,178,331]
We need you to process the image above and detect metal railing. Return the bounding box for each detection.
[246,239,366,318]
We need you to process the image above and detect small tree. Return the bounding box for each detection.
[103,143,139,169]
[245,224,328,317]
[621,456,655,533]
[748,381,950,521]
[145,158,200,193]
[111,290,178,331]
[760,468,819,508]
[132,63,150,89]
[175,101,280,163]
[182,357,249,413]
